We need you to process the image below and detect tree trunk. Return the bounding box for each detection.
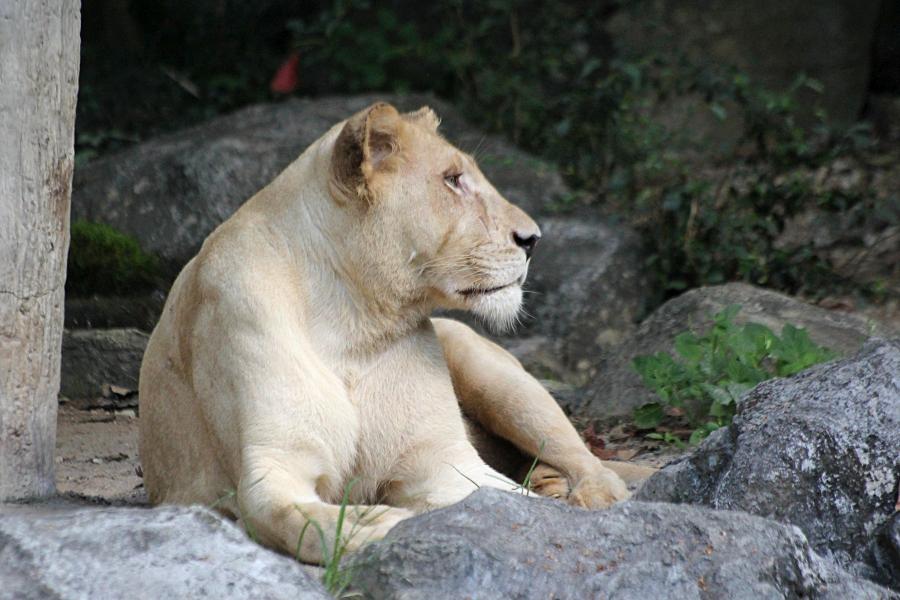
[0,0,80,501]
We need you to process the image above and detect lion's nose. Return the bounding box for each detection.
[512,230,541,259]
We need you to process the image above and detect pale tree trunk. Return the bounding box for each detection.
[0,0,80,500]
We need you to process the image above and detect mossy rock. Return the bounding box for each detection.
[67,220,162,297]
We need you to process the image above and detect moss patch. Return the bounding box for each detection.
[66,220,161,297]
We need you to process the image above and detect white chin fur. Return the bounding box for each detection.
[469,285,523,333]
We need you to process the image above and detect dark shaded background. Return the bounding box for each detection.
[72,0,900,307]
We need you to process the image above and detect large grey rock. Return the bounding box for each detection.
[579,283,894,421]
[0,502,329,599]
[60,328,148,399]
[637,338,900,589]
[72,94,568,268]
[524,216,650,378]
[875,513,900,588]
[353,488,894,599]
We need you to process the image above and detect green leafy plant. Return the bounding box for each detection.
[632,305,838,444]
[66,220,162,296]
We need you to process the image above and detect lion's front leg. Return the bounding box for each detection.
[431,317,632,508]
[384,438,521,514]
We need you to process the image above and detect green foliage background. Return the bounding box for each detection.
[74,0,900,304]
[281,1,895,303]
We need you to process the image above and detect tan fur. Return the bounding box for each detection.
[139,103,647,563]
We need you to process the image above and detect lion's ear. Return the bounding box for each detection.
[331,103,403,201]
[404,106,440,132]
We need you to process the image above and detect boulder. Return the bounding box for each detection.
[72,94,569,269]
[0,502,329,599]
[499,335,570,381]
[353,488,894,599]
[636,338,900,588]
[60,328,148,400]
[875,514,900,589]
[524,216,650,378]
[578,283,894,422]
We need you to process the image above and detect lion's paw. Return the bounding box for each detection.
[342,506,414,552]
[527,463,571,500]
[567,469,630,509]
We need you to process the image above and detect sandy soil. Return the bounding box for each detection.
[55,404,146,505]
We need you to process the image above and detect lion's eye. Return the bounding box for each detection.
[444,173,462,190]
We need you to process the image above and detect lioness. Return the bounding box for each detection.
[139,102,646,563]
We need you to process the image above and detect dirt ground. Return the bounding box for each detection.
[55,404,146,505]
[55,402,683,505]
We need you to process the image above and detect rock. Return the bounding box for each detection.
[60,329,148,400]
[579,283,893,422]
[636,338,900,588]
[72,94,569,268]
[500,335,570,382]
[353,488,894,599]
[64,294,166,331]
[523,216,651,378]
[0,501,329,599]
[875,513,900,589]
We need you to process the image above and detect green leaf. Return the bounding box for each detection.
[707,401,725,418]
[772,325,837,376]
[700,383,733,406]
[647,432,687,449]
[725,382,753,403]
[715,304,742,327]
[688,429,708,445]
[674,332,702,363]
[633,403,664,430]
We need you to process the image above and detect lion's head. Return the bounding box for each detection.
[327,102,540,331]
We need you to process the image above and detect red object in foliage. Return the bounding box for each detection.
[270,52,300,94]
